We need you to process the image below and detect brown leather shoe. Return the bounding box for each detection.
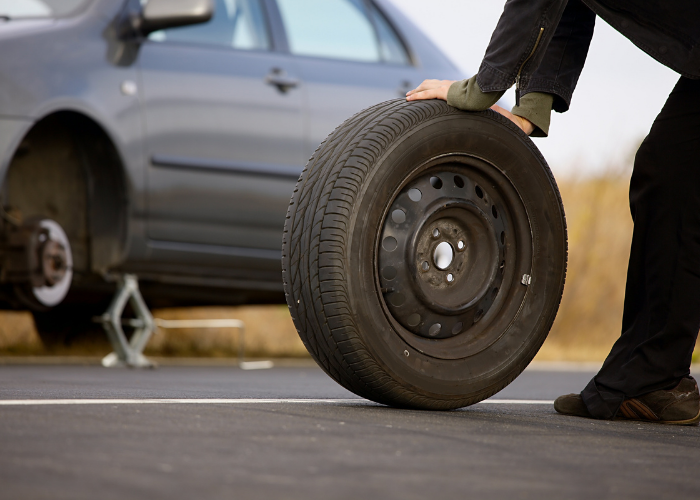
[554,377,700,425]
[616,377,700,426]
[554,393,593,418]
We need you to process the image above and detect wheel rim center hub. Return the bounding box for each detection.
[433,241,453,270]
[378,170,508,340]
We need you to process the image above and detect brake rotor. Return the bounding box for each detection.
[6,218,73,309]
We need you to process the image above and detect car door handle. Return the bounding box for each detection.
[266,69,300,93]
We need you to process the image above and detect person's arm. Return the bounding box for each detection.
[408,0,595,137]
[408,0,568,104]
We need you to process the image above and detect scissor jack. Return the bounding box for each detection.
[95,274,248,368]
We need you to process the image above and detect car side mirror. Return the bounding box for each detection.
[139,0,214,36]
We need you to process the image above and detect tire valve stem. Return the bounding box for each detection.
[521,274,532,286]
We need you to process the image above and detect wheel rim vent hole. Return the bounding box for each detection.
[407,313,421,327]
[454,175,464,188]
[451,322,463,335]
[408,188,422,202]
[382,236,397,251]
[390,293,405,307]
[428,323,441,336]
[446,273,454,283]
[382,266,397,280]
[475,185,484,198]
[392,209,406,224]
[492,205,498,218]
[430,176,443,189]
[457,240,465,251]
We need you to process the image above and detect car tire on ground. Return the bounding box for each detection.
[30,301,111,349]
[282,99,567,410]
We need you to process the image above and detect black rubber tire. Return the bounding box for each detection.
[282,99,567,410]
[31,299,111,349]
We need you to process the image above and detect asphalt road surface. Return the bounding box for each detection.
[1,363,699,499]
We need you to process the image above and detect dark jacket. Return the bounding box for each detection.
[477,0,700,113]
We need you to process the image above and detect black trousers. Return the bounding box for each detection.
[582,77,700,419]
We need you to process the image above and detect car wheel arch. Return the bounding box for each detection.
[2,110,129,277]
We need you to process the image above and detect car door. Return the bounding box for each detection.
[272,0,422,158]
[140,0,304,261]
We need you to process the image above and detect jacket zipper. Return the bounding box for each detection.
[515,27,544,106]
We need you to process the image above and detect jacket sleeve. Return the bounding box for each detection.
[511,0,596,136]
[520,0,596,113]
[446,0,569,112]
[476,0,569,95]
[447,0,595,137]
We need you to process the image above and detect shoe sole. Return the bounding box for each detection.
[616,408,700,426]
[555,407,700,425]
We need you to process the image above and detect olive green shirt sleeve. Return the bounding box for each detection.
[447,76,554,137]
[511,92,554,137]
[446,76,504,111]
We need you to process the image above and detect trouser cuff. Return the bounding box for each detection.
[581,378,625,419]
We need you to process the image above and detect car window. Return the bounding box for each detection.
[368,3,410,65]
[0,0,89,18]
[276,0,381,63]
[148,0,270,51]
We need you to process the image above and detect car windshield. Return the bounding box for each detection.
[0,0,90,19]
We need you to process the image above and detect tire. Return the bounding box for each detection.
[31,301,110,349]
[30,290,112,352]
[282,99,567,410]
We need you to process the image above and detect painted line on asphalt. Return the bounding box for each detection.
[0,398,553,406]
[482,399,554,405]
[0,399,360,406]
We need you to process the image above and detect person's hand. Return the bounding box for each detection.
[406,80,535,136]
[490,104,535,135]
[406,79,456,102]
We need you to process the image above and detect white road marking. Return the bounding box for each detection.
[0,399,360,406]
[0,398,553,406]
[482,399,554,405]
[239,361,275,370]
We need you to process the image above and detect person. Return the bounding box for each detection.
[406,0,700,425]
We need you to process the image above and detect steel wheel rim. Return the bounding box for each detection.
[375,154,532,360]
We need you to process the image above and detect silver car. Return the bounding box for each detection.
[0,0,461,342]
